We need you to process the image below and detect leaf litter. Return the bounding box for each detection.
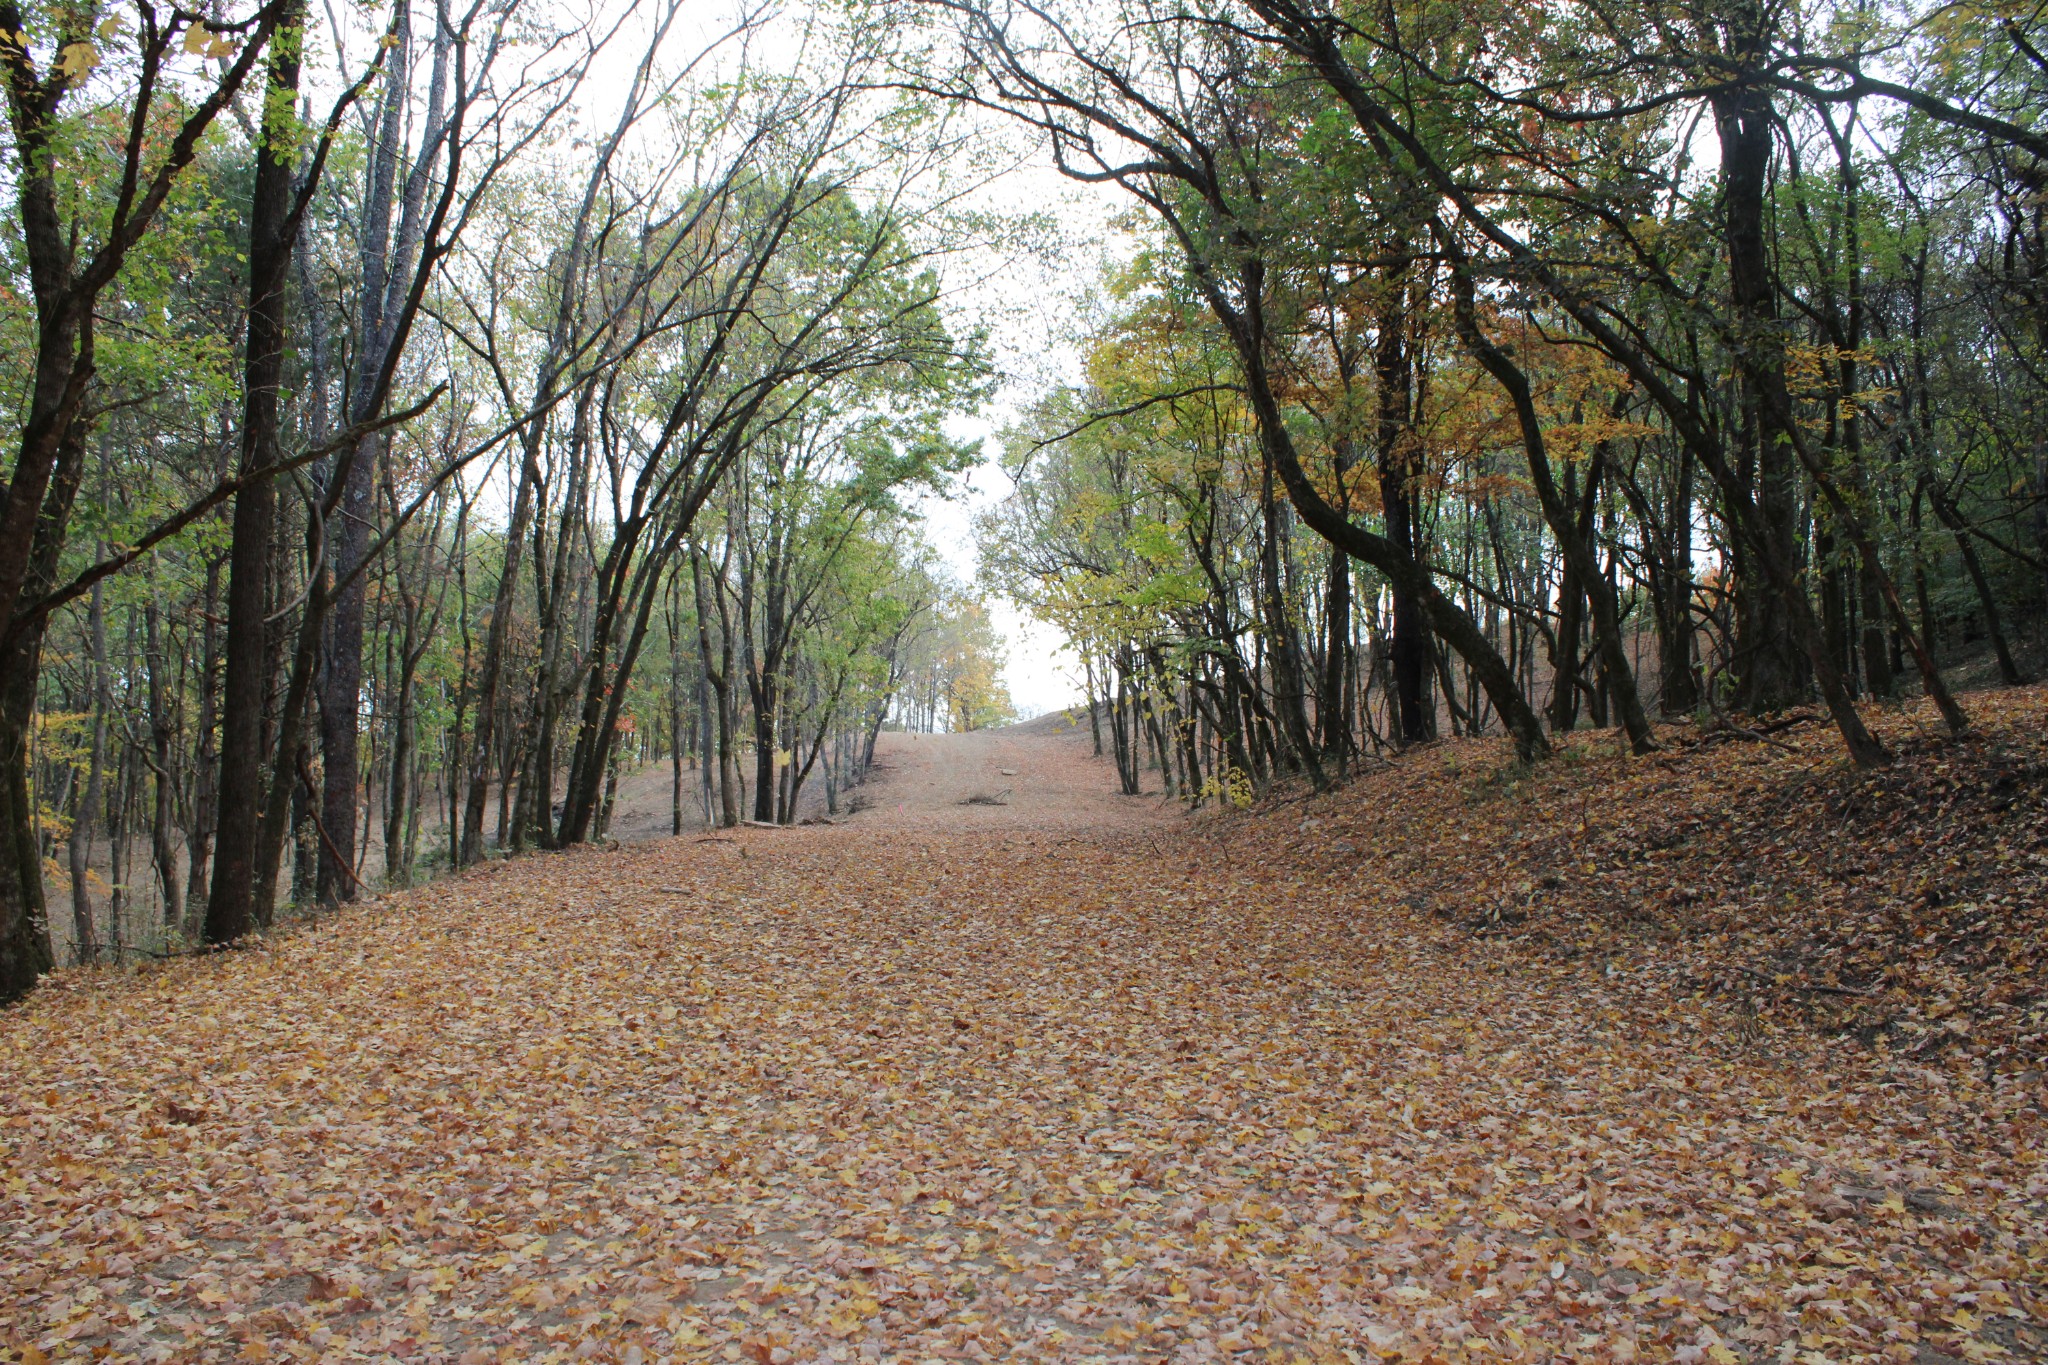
[2,698,2043,1363]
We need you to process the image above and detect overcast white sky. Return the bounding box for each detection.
[921,184,1126,721]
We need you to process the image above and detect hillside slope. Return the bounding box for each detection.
[1209,685,2048,1063]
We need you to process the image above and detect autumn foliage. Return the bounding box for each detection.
[3,694,2042,1362]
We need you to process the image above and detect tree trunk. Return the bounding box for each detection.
[207,1,304,942]
[0,428,88,1000]
[383,641,420,885]
[1551,548,1583,733]
[1320,540,1352,766]
[1714,62,1810,712]
[692,548,742,829]
[321,0,445,900]
[1926,479,2024,685]
[1258,459,1325,785]
[143,596,184,930]
[669,582,686,836]
[1658,443,1700,713]
[0,646,55,998]
[698,671,714,829]
[68,579,108,965]
[183,555,222,932]
[106,711,134,958]
[751,665,781,824]
[1373,280,1435,746]
[254,557,330,927]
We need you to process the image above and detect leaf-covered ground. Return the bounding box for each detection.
[3,702,2043,1364]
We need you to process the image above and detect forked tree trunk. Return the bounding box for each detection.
[207,0,306,942]
[322,1,447,902]
[1713,60,1810,713]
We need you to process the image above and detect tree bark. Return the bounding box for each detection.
[321,0,445,901]
[1257,458,1325,785]
[206,3,303,941]
[183,555,222,932]
[1712,59,1810,712]
[1372,277,1434,745]
[143,595,184,930]
[67,579,107,965]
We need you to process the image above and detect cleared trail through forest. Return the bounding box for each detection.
[2,721,2041,1363]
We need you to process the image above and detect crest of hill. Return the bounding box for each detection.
[994,707,1096,738]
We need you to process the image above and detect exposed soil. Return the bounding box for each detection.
[831,715,1173,837]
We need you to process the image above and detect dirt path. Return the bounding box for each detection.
[838,717,1172,836]
[2,723,2040,1363]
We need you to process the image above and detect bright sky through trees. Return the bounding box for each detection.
[320,0,1122,715]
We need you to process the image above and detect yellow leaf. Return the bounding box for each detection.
[182,24,208,53]
[55,41,96,76]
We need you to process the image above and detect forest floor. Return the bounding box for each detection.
[3,691,2044,1365]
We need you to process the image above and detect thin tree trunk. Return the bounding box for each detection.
[143,595,183,930]
[669,580,686,836]
[1925,479,2024,685]
[1258,459,1325,785]
[69,579,107,965]
[184,555,222,933]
